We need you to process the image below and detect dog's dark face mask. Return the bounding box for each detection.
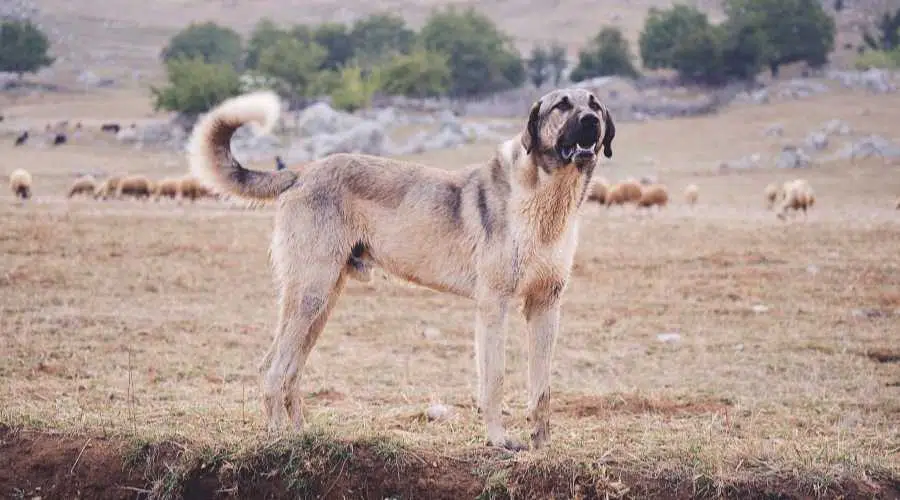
[521,89,616,172]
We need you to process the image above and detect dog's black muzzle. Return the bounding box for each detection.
[557,114,601,165]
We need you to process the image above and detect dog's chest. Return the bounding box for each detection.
[510,221,579,296]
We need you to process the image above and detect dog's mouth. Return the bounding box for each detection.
[559,141,598,162]
[557,118,601,164]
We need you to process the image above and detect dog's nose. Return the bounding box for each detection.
[580,114,600,127]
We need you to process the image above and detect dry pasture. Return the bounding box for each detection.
[1,89,900,499]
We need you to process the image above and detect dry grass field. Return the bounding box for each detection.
[2,87,900,499]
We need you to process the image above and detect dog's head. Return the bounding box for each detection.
[521,88,615,171]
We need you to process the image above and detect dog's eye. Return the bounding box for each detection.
[588,96,602,112]
[554,98,573,112]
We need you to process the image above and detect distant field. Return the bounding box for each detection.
[1,87,899,497]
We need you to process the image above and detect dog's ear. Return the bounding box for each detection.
[521,99,542,154]
[601,108,615,159]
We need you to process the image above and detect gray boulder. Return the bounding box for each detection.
[776,145,811,169]
[837,135,900,161]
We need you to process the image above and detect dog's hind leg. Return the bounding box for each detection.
[523,282,564,450]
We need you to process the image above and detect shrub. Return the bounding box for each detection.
[570,27,639,81]
[161,22,243,69]
[379,49,451,98]
[151,57,242,116]
[0,19,54,77]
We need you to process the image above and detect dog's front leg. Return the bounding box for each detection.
[524,291,562,450]
[475,294,522,450]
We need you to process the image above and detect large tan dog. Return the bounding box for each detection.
[188,89,615,450]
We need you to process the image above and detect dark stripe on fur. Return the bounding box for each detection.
[476,181,493,238]
[207,118,298,200]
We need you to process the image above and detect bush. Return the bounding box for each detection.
[718,18,768,81]
[419,7,525,97]
[379,49,451,98]
[256,36,328,98]
[639,5,710,70]
[329,65,381,112]
[854,49,900,69]
[725,0,836,76]
[570,27,639,81]
[862,8,900,51]
[161,22,243,69]
[313,23,355,71]
[671,25,725,85]
[151,57,242,116]
[244,19,289,70]
[0,19,54,77]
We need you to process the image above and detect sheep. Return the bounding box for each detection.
[178,176,206,202]
[14,131,28,146]
[8,168,33,200]
[52,133,67,146]
[637,184,669,210]
[100,123,121,134]
[764,183,781,210]
[94,176,123,200]
[777,179,815,220]
[67,175,97,198]
[117,175,153,200]
[587,176,610,204]
[606,181,643,207]
[153,177,181,201]
[684,184,699,206]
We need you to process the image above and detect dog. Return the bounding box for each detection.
[187,88,615,451]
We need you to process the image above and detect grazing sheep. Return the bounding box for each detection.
[117,175,153,200]
[8,168,33,200]
[684,184,699,206]
[153,177,181,201]
[777,179,815,220]
[179,176,212,202]
[606,181,643,207]
[94,176,123,200]
[100,123,121,134]
[52,133,67,146]
[587,176,610,204]
[14,131,28,146]
[67,175,97,198]
[637,184,669,209]
[764,183,781,210]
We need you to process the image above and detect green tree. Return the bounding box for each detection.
[419,7,525,97]
[639,5,710,70]
[719,18,768,81]
[862,8,900,51]
[150,57,242,116]
[256,37,327,98]
[329,65,381,112]
[350,13,415,66]
[570,27,639,81]
[0,19,54,77]
[547,42,568,85]
[671,25,725,84]
[313,23,355,70]
[725,0,836,76]
[379,49,451,98]
[161,22,243,69]
[245,18,289,69]
[527,45,550,87]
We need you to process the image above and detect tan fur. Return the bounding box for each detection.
[187,89,616,451]
[67,176,97,198]
[178,176,205,202]
[684,184,699,206]
[117,175,152,200]
[94,176,123,200]
[605,181,642,207]
[153,177,181,201]
[9,168,32,200]
[777,179,815,220]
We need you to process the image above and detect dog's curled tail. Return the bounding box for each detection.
[187,91,297,201]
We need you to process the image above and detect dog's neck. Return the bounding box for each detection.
[501,138,590,245]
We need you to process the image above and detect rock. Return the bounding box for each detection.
[775,145,811,169]
[827,69,897,94]
[764,124,785,137]
[804,131,829,152]
[719,153,761,170]
[421,326,442,341]
[851,308,887,319]
[310,121,391,158]
[821,119,851,136]
[837,135,900,161]
[295,102,363,137]
[806,265,820,275]
[751,304,769,314]
[656,332,681,343]
[115,127,138,143]
[425,403,451,422]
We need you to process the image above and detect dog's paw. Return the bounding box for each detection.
[487,438,528,452]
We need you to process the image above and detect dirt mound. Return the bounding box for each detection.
[2,425,898,500]
[556,393,732,419]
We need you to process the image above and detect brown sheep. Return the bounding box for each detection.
[67,175,97,198]
[153,177,181,201]
[117,175,153,200]
[777,179,815,220]
[637,184,669,209]
[94,176,123,200]
[684,184,699,206]
[9,168,32,200]
[587,176,610,204]
[178,176,204,202]
[606,181,643,207]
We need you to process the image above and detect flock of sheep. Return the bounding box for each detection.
[7,168,219,203]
